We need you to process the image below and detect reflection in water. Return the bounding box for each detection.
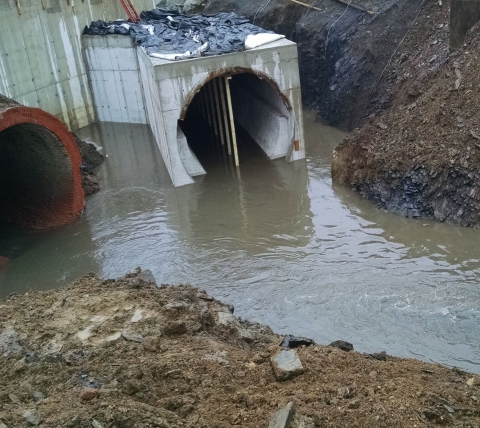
[1,112,479,373]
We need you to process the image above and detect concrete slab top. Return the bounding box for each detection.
[146,38,297,67]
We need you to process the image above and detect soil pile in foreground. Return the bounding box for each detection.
[1,270,479,427]
[333,2,480,226]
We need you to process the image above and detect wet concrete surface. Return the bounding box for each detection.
[1,110,480,373]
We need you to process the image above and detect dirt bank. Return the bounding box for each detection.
[1,269,479,427]
[332,1,480,226]
[75,136,104,196]
[204,0,432,130]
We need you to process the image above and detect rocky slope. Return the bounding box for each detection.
[1,269,480,427]
[332,3,480,226]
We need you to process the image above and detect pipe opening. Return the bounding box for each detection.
[180,72,293,171]
[0,123,76,230]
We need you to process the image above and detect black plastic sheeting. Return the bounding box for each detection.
[83,8,273,59]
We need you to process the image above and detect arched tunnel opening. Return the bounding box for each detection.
[180,72,294,171]
[0,106,84,238]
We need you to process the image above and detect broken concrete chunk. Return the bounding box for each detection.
[0,327,23,356]
[122,330,143,343]
[23,409,41,426]
[268,402,294,428]
[131,309,143,323]
[271,349,304,381]
[290,414,315,428]
[32,391,45,402]
[217,311,238,326]
[42,339,63,355]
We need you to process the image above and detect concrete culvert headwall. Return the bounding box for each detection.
[0,102,84,230]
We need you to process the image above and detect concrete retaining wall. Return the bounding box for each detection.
[82,35,147,124]
[0,0,155,130]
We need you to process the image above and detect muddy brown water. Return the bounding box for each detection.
[1,110,480,373]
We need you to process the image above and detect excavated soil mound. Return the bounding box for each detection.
[75,136,104,196]
[1,270,480,427]
[333,3,480,226]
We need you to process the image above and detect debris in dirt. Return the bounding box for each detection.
[75,135,104,196]
[470,130,480,140]
[32,391,45,402]
[268,401,294,428]
[80,387,100,401]
[377,122,387,130]
[467,377,475,387]
[271,349,304,381]
[121,329,143,343]
[0,327,22,356]
[0,420,8,428]
[130,308,143,323]
[280,335,315,349]
[2,269,480,427]
[329,340,354,352]
[368,351,388,361]
[91,420,104,428]
[22,409,41,426]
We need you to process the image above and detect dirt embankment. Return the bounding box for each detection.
[332,1,480,226]
[1,269,480,427]
[75,136,104,196]
[205,0,431,131]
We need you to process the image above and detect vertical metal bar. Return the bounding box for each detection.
[224,76,239,166]
[218,76,232,156]
[212,78,225,146]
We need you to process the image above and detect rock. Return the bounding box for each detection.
[328,340,354,352]
[164,301,189,311]
[80,387,99,401]
[217,311,238,326]
[270,349,304,381]
[280,336,315,349]
[0,420,9,428]
[122,379,141,396]
[0,327,23,356]
[337,386,356,399]
[238,327,254,343]
[163,321,187,336]
[348,399,360,409]
[467,377,475,387]
[122,330,144,343]
[23,409,41,426]
[290,414,315,428]
[138,269,156,284]
[42,339,63,355]
[143,336,161,352]
[32,391,45,402]
[13,357,26,372]
[8,393,21,404]
[130,309,143,323]
[203,350,230,365]
[91,420,104,428]
[369,351,387,361]
[268,402,294,428]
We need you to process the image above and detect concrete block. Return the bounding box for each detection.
[271,349,304,381]
[268,402,294,428]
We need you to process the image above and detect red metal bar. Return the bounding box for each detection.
[119,0,140,22]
